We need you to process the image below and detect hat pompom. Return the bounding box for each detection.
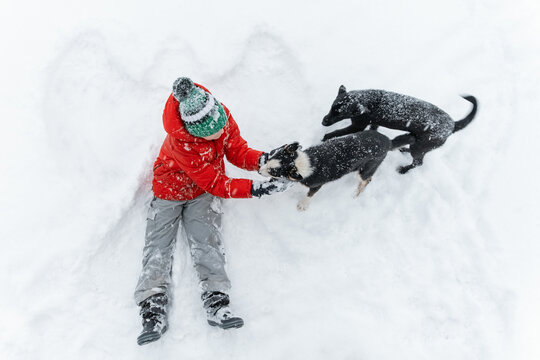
[172,77,194,101]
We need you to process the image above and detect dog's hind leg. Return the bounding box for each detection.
[297,186,322,211]
[397,143,427,174]
[398,159,423,174]
[397,136,446,174]
[391,133,416,150]
[354,176,372,198]
[355,159,383,197]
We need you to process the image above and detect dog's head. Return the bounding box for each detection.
[259,142,312,181]
[322,85,368,126]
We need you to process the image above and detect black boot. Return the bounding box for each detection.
[202,291,244,329]
[137,293,168,346]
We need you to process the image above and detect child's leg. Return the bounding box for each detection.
[134,197,185,305]
[182,193,231,294]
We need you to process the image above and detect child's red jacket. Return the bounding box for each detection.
[152,85,263,200]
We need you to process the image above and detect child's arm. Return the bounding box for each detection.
[222,105,264,171]
[172,144,254,199]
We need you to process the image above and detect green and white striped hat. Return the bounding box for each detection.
[172,77,227,138]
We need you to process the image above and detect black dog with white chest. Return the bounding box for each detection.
[260,130,391,211]
[322,86,478,173]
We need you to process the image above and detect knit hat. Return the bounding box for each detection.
[172,77,227,138]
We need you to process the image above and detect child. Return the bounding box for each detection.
[134,77,289,345]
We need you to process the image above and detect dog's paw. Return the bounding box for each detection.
[397,166,411,174]
[354,178,372,197]
[297,198,311,211]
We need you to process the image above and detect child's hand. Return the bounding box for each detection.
[251,178,294,198]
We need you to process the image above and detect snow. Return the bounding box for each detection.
[1,0,540,359]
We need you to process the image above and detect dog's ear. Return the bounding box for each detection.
[338,85,347,95]
[284,142,300,154]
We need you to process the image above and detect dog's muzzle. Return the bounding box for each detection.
[322,115,331,126]
[322,114,338,126]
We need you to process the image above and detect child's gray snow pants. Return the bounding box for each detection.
[134,193,230,305]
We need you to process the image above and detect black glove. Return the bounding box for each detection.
[251,178,294,198]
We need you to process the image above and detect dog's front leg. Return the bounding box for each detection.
[322,125,356,141]
[322,121,368,141]
[297,186,322,211]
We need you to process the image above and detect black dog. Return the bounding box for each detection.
[322,86,478,173]
[259,131,391,210]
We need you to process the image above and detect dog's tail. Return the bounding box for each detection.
[453,95,478,133]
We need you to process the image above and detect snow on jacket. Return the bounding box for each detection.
[152,84,264,200]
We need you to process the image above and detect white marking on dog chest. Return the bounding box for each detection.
[294,151,314,178]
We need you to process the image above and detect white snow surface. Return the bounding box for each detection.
[1,1,540,359]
